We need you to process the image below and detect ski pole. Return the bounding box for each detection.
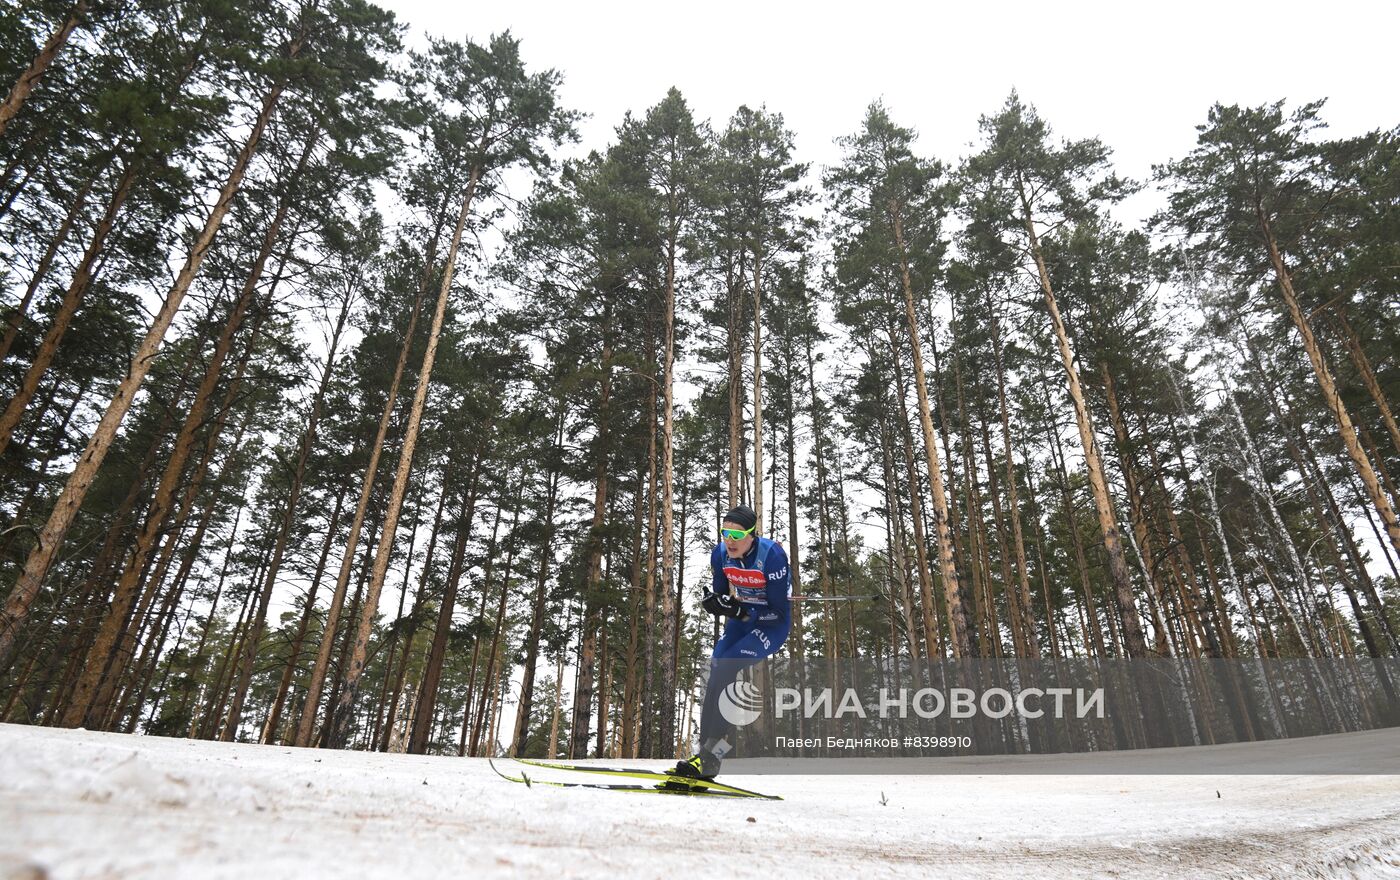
[790,594,884,603]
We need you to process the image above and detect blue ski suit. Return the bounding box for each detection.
[699,536,792,742]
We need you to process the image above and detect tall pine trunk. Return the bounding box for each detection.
[987,288,1041,658]
[264,487,346,744]
[571,304,613,759]
[726,255,743,506]
[1257,210,1400,560]
[656,223,682,755]
[620,463,646,757]
[1334,309,1400,458]
[890,202,971,658]
[1017,179,1147,661]
[751,249,764,527]
[511,409,564,755]
[408,446,484,753]
[884,323,940,657]
[783,351,805,662]
[470,477,524,756]
[638,371,660,757]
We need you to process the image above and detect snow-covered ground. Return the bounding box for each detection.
[2,723,1399,879]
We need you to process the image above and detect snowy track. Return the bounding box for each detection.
[2,724,1399,879]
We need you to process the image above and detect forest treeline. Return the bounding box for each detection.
[0,0,1396,760]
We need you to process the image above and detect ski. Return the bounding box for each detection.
[512,757,782,800]
[488,759,771,799]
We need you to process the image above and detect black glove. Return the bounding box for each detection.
[702,592,745,619]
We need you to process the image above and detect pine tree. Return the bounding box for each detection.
[827,102,972,658]
[1158,101,1400,561]
[961,92,1150,662]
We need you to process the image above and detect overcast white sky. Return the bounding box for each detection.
[378,0,1396,219]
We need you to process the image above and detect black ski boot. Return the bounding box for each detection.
[665,738,727,789]
[671,751,721,779]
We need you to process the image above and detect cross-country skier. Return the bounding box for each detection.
[670,504,791,784]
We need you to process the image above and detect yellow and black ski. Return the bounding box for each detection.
[488,759,776,799]
[492,758,781,800]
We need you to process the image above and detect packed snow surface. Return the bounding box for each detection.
[2,723,1399,879]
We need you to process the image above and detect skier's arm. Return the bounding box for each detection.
[705,544,745,619]
[709,544,727,595]
[757,543,791,625]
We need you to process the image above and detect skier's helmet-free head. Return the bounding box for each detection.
[723,505,757,532]
[721,505,758,552]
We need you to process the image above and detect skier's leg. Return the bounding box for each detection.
[672,626,755,780]
[696,626,747,748]
[676,622,789,780]
[697,625,781,753]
